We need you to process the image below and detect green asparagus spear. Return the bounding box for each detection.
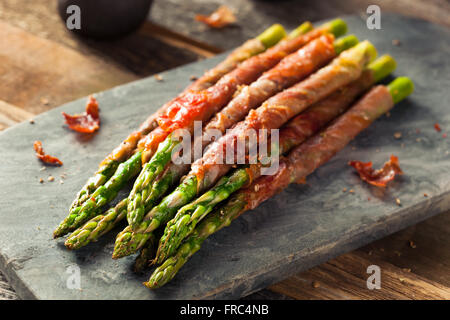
[112,175,198,259]
[64,164,183,250]
[145,194,245,289]
[53,151,142,238]
[154,171,248,264]
[64,152,192,249]
[133,233,157,273]
[64,198,128,249]
[145,77,414,289]
[68,161,120,212]
[154,55,396,264]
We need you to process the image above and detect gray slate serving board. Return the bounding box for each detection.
[0,14,449,300]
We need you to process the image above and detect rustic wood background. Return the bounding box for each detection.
[0,0,449,300]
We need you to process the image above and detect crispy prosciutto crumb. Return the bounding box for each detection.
[434,123,441,132]
[393,132,402,139]
[195,5,237,29]
[349,155,403,188]
[62,96,100,133]
[33,141,63,166]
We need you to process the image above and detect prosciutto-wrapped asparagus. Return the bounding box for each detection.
[61,21,341,247]
[145,77,414,288]
[54,23,288,238]
[124,20,348,229]
[112,40,376,259]
[66,52,389,253]
[53,24,296,239]
[138,19,347,161]
[154,55,396,264]
[126,34,359,230]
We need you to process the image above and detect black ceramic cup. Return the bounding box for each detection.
[58,0,154,39]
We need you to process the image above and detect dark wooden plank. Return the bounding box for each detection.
[358,209,450,286]
[0,0,204,78]
[268,210,450,299]
[149,0,450,50]
[0,14,449,300]
[0,271,18,300]
[269,247,450,300]
[243,289,294,300]
[0,100,34,131]
[0,21,137,114]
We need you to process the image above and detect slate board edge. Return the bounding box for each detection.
[199,192,450,299]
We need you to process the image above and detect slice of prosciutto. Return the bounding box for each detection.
[62,96,100,133]
[33,141,63,166]
[349,155,403,187]
[195,6,237,29]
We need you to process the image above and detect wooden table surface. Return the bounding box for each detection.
[0,0,449,300]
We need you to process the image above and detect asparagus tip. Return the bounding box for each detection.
[357,40,378,63]
[257,24,286,48]
[323,18,347,38]
[367,55,397,83]
[111,253,120,260]
[52,228,64,239]
[333,34,359,54]
[387,77,414,104]
[288,21,313,39]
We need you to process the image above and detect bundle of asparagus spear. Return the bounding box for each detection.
[53,18,414,289]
